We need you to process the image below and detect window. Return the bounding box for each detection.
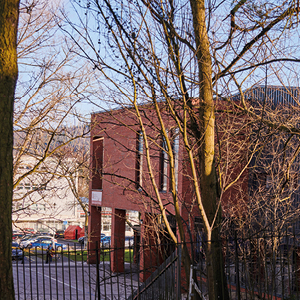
[136,131,143,190]
[92,136,104,190]
[160,135,168,191]
[170,128,179,192]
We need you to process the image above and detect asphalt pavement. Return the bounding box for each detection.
[13,255,139,300]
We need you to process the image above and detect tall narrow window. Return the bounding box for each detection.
[173,129,179,192]
[136,131,143,190]
[160,135,168,192]
[169,128,179,192]
[92,136,104,190]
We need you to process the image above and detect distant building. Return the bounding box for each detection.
[100,207,139,237]
[12,156,86,233]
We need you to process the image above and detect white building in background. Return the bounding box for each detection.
[12,156,86,233]
[12,156,139,235]
[100,207,139,237]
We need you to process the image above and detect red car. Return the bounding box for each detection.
[13,233,25,241]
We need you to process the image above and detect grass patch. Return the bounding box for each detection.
[124,249,134,262]
[22,248,135,263]
[65,249,134,263]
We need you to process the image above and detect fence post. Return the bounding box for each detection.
[177,244,181,300]
[95,241,101,300]
[234,231,241,300]
[293,247,300,292]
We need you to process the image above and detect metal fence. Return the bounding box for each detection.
[191,228,300,300]
[127,247,181,300]
[13,231,300,300]
[228,233,300,300]
[13,244,140,300]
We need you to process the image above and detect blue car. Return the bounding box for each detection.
[28,237,67,251]
[78,236,85,244]
[101,236,111,248]
[12,242,24,261]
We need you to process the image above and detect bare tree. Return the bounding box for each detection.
[227,86,300,242]
[52,137,90,231]
[13,0,94,231]
[0,0,19,298]
[64,0,300,299]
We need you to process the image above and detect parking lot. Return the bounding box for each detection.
[13,254,139,300]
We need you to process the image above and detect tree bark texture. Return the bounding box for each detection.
[0,0,19,299]
[189,0,229,299]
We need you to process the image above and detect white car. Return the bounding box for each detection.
[28,238,67,251]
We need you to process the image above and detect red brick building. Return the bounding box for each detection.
[87,100,249,280]
[88,86,300,291]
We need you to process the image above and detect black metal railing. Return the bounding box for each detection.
[12,230,300,300]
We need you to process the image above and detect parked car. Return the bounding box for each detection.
[79,233,106,245]
[78,236,85,244]
[13,232,25,242]
[19,235,53,249]
[23,228,36,234]
[28,237,67,251]
[97,236,133,248]
[101,236,111,248]
[12,242,24,261]
[36,231,51,236]
[19,235,36,249]
[55,230,65,239]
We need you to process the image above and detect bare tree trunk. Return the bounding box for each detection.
[189,0,229,299]
[0,0,19,299]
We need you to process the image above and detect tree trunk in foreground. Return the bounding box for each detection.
[0,0,19,299]
[189,0,229,299]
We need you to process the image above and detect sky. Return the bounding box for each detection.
[16,0,300,128]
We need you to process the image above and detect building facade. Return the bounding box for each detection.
[88,85,300,281]
[12,156,86,233]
